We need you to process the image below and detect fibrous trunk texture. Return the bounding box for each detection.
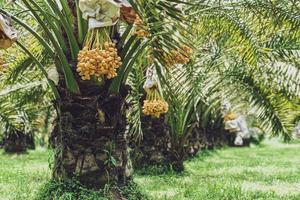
[205,126,229,149]
[25,133,35,150]
[131,116,171,168]
[3,130,27,153]
[131,116,189,171]
[50,77,132,189]
[185,127,208,157]
[133,120,230,171]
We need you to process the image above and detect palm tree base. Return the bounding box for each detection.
[205,126,229,149]
[25,133,35,150]
[133,117,231,171]
[3,130,27,153]
[185,127,208,157]
[131,116,171,168]
[50,80,132,189]
[35,178,148,200]
[170,159,185,172]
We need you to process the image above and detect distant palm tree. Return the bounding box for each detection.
[0,35,52,153]
[127,0,300,171]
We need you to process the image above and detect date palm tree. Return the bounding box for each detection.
[0,0,191,194]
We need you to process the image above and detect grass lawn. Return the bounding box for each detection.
[0,148,51,200]
[1,140,300,200]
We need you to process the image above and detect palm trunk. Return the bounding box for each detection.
[47,2,133,188]
[185,127,208,157]
[132,116,171,168]
[3,130,27,153]
[205,124,229,149]
[133,118,197,172]
[169,146,185,172]
[50,77,132,189]
[25,133,35,150]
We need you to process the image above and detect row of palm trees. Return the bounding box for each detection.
[0,0,299,198]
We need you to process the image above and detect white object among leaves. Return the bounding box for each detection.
[293,125,300,139]
[114,0,131,7]
[234,133,244,146]
[55,0,63,10]
[225,117,240,132]
[143,66,158,91]
[47,65,59,85]
[238,116,250,138]
[225,116,250,139]
[0,13,17,49]
[221,100,232,115]
[79,0,121,29]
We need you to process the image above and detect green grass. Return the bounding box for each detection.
[135,140,300,200]
[0,148,51,200]
[1,140,300,200]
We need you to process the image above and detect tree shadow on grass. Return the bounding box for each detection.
[1,150,29,156]
[134,165,189,178]
[187,147,222,162]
